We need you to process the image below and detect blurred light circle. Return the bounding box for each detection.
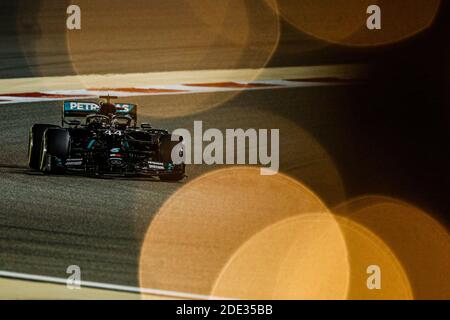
[67,0,280,117]
[276,0,441,46]
[211,214,349,299]
[139,167,344,297]
[335,216,413,299]
[335,196,450,299]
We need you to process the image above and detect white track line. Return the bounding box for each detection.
[0,64,365,95]
[0,96,96,104]
[0,65,365,104]
[0,270,232,300]
[0,80,353,105]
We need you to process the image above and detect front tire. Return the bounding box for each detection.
[159,134,185,181]
[28,124,60,170]
[159,134,184,164]
[39,128,70,174]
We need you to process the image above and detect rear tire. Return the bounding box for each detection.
[28,124,60,170]
[39,128,70,174]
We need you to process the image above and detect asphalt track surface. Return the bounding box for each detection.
[0,85,354,287]
[0,1,449,297]
[1,82,449,294]
[0,1,365,292]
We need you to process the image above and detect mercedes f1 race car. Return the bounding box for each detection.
[27,97,186,181]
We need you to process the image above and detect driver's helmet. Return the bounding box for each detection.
[86,115,109,129]
[99,102,117,116]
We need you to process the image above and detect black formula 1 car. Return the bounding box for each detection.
[27,97,186,181]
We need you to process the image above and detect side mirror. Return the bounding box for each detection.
[141,123,152,129]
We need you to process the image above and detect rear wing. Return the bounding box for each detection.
[62,101,138,125]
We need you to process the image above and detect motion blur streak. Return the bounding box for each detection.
[0,64,364,95]
[334,196,450,299]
